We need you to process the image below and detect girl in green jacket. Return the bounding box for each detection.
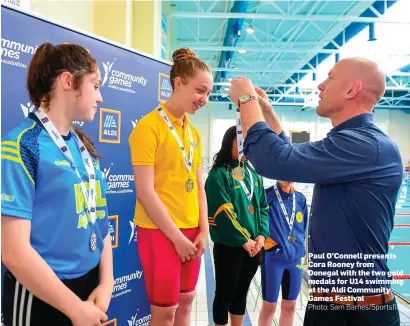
[205,125,270,326]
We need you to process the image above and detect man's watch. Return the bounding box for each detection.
[238,94,258,108]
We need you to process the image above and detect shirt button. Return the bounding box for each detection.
[308,235,311,239]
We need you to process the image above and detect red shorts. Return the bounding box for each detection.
[137,227,201,307]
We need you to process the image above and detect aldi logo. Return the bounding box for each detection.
[104,114,117,128]
[158,73,171,101]
[99,108,121,143]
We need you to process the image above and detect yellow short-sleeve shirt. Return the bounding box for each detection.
[129,102,202,229]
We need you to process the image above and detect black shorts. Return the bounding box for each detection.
[2,265,99,326]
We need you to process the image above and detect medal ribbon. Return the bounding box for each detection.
[274,184,296,234]
[157,106,193,176]
[235,107,245,164]
[238,166,254,202]
[35,108,97,224]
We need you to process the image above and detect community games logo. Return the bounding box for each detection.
[129,220,137,244]
[112,269,143,299]
[20,102,35,117]
[109,215,119,249]
[101,58,148,94]
[101,163,134,195]
[128,310,151,326]
[1,38,38,68]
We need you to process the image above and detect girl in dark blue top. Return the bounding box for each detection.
[259,180,308,326]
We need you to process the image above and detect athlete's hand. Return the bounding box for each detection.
[191,232,207,260]
[242,239,256,256]
[173,235,197,263]
[87,282,113,313]
[70,300,107,326]
[251,235,265,257]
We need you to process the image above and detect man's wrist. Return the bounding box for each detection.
[239,99,260,112]
[238,94,258,108]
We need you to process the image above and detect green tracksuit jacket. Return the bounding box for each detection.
[205,161,270,247]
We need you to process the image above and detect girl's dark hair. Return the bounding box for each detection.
[211,126,237,171]
[170,47,211,90]
[26,42,101,158]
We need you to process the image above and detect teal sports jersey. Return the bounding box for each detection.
[1,113,109,279]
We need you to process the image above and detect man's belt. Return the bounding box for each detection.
[310,289,394,306]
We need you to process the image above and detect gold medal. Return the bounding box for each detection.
[185,178,194,192]
[232,166,245,181]
[288,234,296,243]
[248,204,255,215]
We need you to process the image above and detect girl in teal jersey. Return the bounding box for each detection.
[1,43,113,326]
